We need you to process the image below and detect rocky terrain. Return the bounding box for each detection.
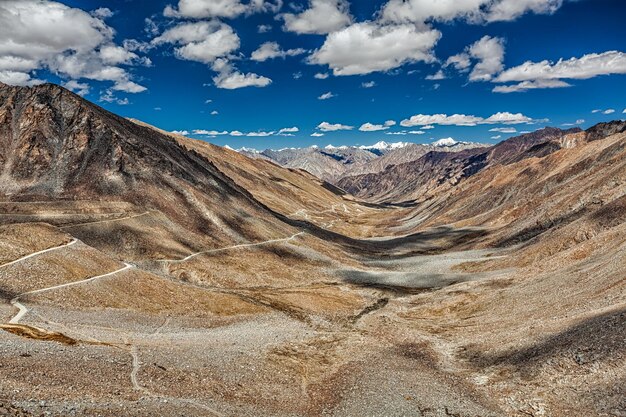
[0,82,624,417]
[240,139,487,182]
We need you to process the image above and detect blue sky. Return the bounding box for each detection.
[1,0,625,149]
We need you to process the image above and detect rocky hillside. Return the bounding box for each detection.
[241,139,487,181]
[337,127,582,202]
[0,82,297,249]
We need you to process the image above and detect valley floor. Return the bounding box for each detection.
[0,202,624,417]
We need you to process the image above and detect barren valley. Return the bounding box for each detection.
[0,82,624,417]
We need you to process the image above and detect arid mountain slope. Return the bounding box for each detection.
[0,82,300,254]
[0,82,624,417]
[338,127,582,202]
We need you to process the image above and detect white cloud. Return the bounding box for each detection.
[603,109,615,115]
[293,71,303,79]
[211,58,272,89]
[279,127,299,134]
[422,125,435,130]
[401,112,535,127]
[446,36,505,82]
[445,53,471,71]
[314,72,329,79]
[63,80,90,96]
[380,0,564,25]
[281,0,352,35]
[258,24,272,33]
[359,122,392,132]
[495,51,626,84]
[409,130,425,134]
[491,135,501,139]
[213,69,272,89]
[99,90,130,105]
[561,119,585,126]
[317,121,353,131]
[484,112,533,124]
[401,113,483,127]
[163,0,282,19]
[425,70,446,80]
[247,131,275,136]
[230,130,244,136]
[250,42,307,62]
[154,22,271,89]
[591,109,602,114]
[152,21,240,64]
[311,132,325,137]
[318,91,336,100]
[193,129,228,135]
[308,22,441,76]
[489,127,517,133]
[0,1,146,93]
[172,130,190,135]
[210,110,219,115]
[91,7,114,19]
[361,81,377,88]
[467,36,505,82]
[492,79,571,93]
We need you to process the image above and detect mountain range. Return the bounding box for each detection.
[0,82,624,417]
[238,139,488,181]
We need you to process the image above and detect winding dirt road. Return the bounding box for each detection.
[8,263,133,324]
[161,231,305,263]
[0,239,78,269]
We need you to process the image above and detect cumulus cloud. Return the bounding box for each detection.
[164,0,282,19]
[489,127,517,133]
[467,36,505,81]
[193,129,229,136]
[318,91,336,100]
[0,1,147,93]
[153,23,271,89]
[561,119,585,126]
[426,70,446,80]
[278,127,299,134]
[258,24,272,33]
[308,22,440,76]
[380,0,564,25]
[445,36,505,82]
[250,42,306,61]
[152,21,240,64]
[281,0,352,35]
[247,131,275,137]
[317,122,353,131]
[492,79,571,93]
[172,130,190,135]
[361,81,377,88]
[494,51,626,89]
[63,80,90,96]
[91,7,114,19]
[445,53,472,71]
[359,120,396,131]
[401,112,535,127]
[314,72,329,79]
[311,132,325,137]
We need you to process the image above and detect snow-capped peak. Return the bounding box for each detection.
[237,147,260,153]
[432,138,458,147]
[359,141,410,150]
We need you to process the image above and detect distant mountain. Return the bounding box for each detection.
[337,127,583,202]
[239,139,487,181]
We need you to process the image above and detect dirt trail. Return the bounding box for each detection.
[0,239,78,269]
[160,231,305,263]
[60,211,152,229]
[8,263,132,324]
